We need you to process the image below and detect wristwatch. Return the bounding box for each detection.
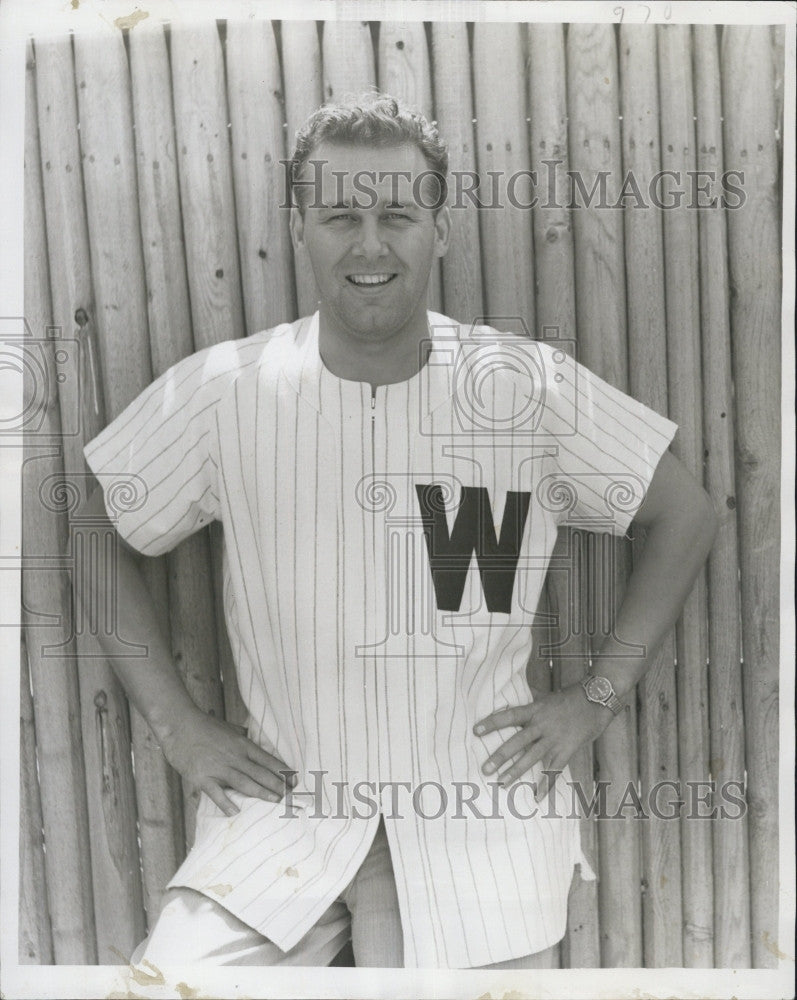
[581,674,623,716]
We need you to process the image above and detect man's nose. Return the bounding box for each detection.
[353,217,387,259]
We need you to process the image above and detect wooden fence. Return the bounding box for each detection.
[19,16,783,969]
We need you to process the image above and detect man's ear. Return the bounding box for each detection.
[289,206,305,252]
[433,205,452,259]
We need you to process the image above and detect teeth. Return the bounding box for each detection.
[348,274,393,286]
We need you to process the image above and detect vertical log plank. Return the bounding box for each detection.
[658,23,714,966]
[378,21,432,116]
[19,634,54,964]
[170,20,246,351]
[567,22,642,967]
[528,21,600,969]
[772,25,785,162]
[430,22,483,325]
[721,25,781,970]
[322,20,376,103]
[25,36,96,964]
[619,23,683,967]
[74,19,187,933]
[280,20,322,318]
[693,23,752,969]
[472,23,535,335]
[35,32,147,963]
[226,18,296,333]
[128,20,194,373]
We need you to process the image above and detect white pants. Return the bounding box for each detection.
[132,818,558,969]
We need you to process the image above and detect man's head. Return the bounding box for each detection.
[288,93,449,216]
[288,94,451,353]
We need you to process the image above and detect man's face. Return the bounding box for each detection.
[290,141,450,345]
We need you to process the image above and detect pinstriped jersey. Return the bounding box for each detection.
[84,311,678,968]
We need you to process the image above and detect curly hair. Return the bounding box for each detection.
[288,92,449,213]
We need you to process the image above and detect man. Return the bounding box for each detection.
[77,94,717,969]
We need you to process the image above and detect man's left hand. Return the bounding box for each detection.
[473,683,615,799]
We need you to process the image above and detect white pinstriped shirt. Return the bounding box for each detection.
[84,311,678,968]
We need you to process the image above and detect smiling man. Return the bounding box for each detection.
[77,94,717,970]
[289,135,450,381]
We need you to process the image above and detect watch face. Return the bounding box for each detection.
[586,675,612,701]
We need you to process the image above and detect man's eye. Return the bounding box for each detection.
[384,212,410,221]
[326,213,355,222]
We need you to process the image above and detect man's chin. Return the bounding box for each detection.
[321,295,427,344]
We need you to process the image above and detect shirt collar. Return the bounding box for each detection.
[280,310,462,419]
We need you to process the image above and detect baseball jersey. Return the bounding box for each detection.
[84,311,678,968]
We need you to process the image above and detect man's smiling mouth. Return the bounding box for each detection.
[346,274,396,287]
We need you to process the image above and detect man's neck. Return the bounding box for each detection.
[317,311,432,389]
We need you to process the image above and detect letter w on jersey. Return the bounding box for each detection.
[415,485,531,613]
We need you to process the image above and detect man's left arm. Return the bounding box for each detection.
[473,449,718,790]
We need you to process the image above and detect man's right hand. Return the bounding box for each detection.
[158,708,297,817]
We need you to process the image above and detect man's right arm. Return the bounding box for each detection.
[70,479,295,816]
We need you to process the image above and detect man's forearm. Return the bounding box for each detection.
[475,453,720,783]
[591,494,718,703]
[70,494,200,743]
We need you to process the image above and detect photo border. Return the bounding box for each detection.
[1,1,794,997]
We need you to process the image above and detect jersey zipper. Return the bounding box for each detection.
[370,387,376,467]
[370,386,382,786]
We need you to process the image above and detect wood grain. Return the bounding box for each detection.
[472,23,535,335]
[36,31,146,963]
[620,23,683,968]
[693,23,751,969]
[657,23,714,966]
[75,18,186,932]
[170,20,246,350]
[721,24,781,970]
[128,20,194,374]
[281,20,322,317]
[567,22,641,967]
[528,21,600,970]
[226,19,296,332]
[24,37,96,964]
[322,19,376,103]
[19,635,54,964]
[430,22,483,325]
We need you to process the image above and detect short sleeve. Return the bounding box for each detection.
[84,348,222,557]
[536,343,679,536]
